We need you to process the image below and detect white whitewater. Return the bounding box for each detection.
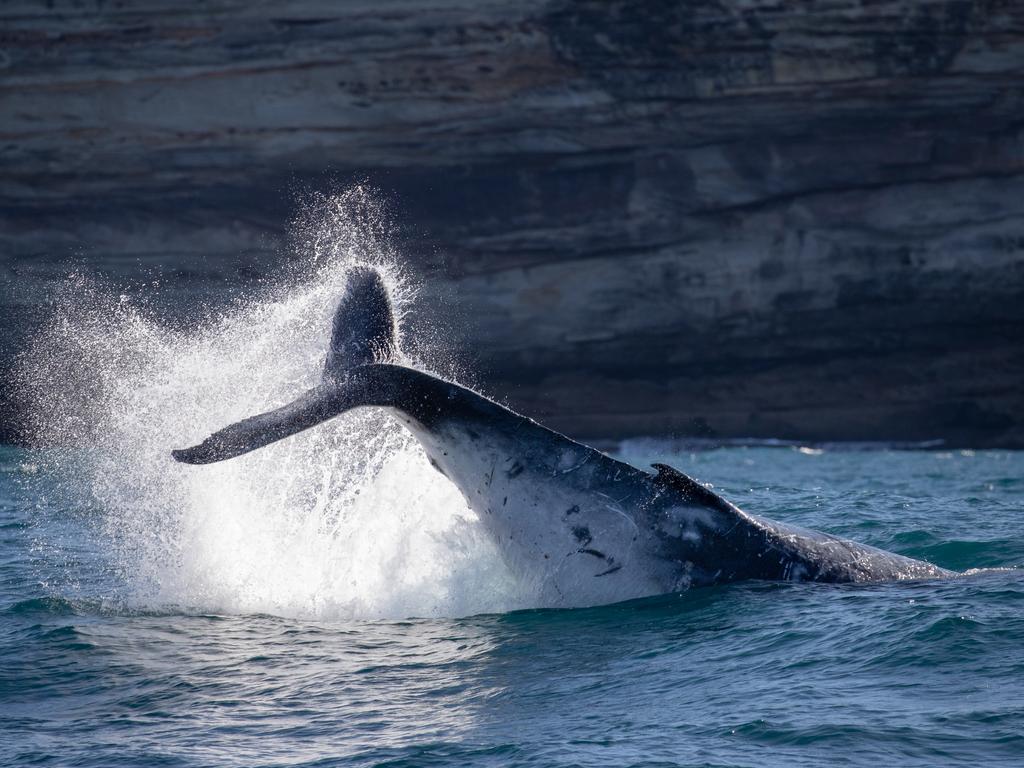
[19,188,526,620]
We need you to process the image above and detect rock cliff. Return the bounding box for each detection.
[2,0,1023,445]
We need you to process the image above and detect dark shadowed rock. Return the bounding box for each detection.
[1,0,1022,446]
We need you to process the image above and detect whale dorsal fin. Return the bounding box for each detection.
[323,266,396,381]
[651,463,733,513]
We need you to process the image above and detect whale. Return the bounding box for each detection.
[172,266,952,607]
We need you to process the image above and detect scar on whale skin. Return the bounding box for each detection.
[571,526,592,545]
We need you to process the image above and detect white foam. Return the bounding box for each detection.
[20,188,527,620]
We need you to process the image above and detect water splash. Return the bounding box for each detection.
[17,187,524,620]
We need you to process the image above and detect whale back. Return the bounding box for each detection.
[323,266,396,381]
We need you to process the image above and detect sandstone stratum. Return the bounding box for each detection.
[2,0,1022,446]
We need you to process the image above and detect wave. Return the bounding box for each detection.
[4,596,82,616]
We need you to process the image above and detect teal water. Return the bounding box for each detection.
[2,443,1022,767]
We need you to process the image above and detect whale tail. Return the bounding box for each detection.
[172,265,398,464]
[323,265,397,380]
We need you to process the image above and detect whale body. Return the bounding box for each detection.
[173,267,952,607]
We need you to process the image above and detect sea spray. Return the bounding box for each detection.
[16,188,525,620]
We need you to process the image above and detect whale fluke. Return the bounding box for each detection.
[323,265,396,381]
[174,265,397,464]
[172,384,348,464]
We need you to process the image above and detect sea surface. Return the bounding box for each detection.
[4,196,1023,765]
[2,443,1022,768]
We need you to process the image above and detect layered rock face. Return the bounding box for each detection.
[2,0,1023,445]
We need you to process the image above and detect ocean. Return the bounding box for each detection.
[2,444,1022,767]
[2,198,1022,766]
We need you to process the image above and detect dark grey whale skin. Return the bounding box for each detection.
[173,361,952,590]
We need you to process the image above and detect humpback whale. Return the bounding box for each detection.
[173,267,952,607]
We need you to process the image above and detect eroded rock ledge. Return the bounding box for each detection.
[2,0,1022,445]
